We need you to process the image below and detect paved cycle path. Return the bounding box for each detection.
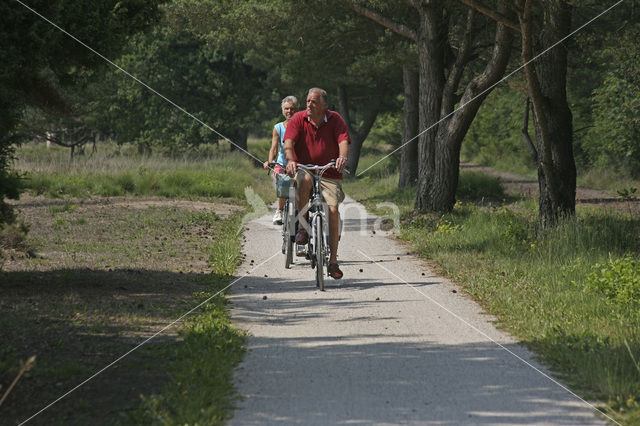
[230,196,605,425]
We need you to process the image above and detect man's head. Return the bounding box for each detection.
[306,88,327,120]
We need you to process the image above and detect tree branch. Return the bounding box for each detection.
[458,0,520,32]
[442,8,475,115]
[342,1,417,41]
[522,97,538,161]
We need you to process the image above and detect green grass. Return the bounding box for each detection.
[344,163,640,425]
[15,141,275,201]
[133,212,246,425]
[579,168,640,196]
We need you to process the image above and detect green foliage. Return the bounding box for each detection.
[583,256,640,308]
[0,166,22,224]
[617,187,638,201]
[584,25,640,176]
[461,83,534,169]
[367,112,402,149]
[171,0,406,165]
[103,24,267,152]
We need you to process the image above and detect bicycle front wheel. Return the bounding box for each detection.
[281,202,288,255]
[315,216,325,291]
[284,202,294,269]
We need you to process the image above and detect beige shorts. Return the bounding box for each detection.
[295,171,345,207]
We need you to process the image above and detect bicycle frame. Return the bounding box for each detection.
[296,161,335,290]
[267,161,294,268]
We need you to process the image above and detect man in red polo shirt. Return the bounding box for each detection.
[284,88,349,279]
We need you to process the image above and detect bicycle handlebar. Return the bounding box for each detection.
[296,161,336,172]
[266,161,286,175]
[297,161,350,175]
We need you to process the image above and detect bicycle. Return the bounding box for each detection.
[267,162,295,269]
[293,161,338,291]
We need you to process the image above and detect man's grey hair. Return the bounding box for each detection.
[281,95,299,109]
[308,88,327,104]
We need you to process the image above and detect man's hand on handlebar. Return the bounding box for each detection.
[286,160,297,177]
[335,156,347,174]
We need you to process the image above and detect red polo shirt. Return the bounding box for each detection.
[284,110,350,179]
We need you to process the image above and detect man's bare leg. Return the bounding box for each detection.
[295,172,312,237]
[328,205,340,264]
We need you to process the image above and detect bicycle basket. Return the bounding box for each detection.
[276,173,292,198]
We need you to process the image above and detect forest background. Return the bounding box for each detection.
[1,0,639,225]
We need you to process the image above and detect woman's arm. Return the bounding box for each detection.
[263,126,280,169]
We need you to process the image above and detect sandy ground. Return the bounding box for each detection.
[229,196,606,425]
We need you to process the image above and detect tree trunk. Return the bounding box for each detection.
[414,5,446,211]
[398,64,419,188]
[429,17,513,211]
[347,133,365,175]
[416,4,512,212]
[518,0,576,228]
[337,85,379,175]
[228,128,248,153]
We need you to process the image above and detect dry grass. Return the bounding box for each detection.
[0,195,241,425]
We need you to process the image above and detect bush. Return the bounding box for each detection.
[583,255,640,307]
[0,221,30,251]
[457,171,505,200]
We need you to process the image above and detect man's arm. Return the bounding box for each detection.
[284,138,297,176]
[336,140,349,173]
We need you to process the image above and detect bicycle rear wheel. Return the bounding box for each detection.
[315,216,325,291]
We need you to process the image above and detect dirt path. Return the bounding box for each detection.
[461,163,640,215]
[230,196,605,425]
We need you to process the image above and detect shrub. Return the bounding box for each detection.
[0,221,30,250]
[457,171,505,200]
[583,255,640,307]
[115,173,136,193]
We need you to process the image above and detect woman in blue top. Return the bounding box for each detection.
[263,95,299,224]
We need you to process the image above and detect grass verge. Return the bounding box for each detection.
[344,164,640,425]
[133,212,246,425]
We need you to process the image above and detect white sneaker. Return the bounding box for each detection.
[272,210,283,225]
